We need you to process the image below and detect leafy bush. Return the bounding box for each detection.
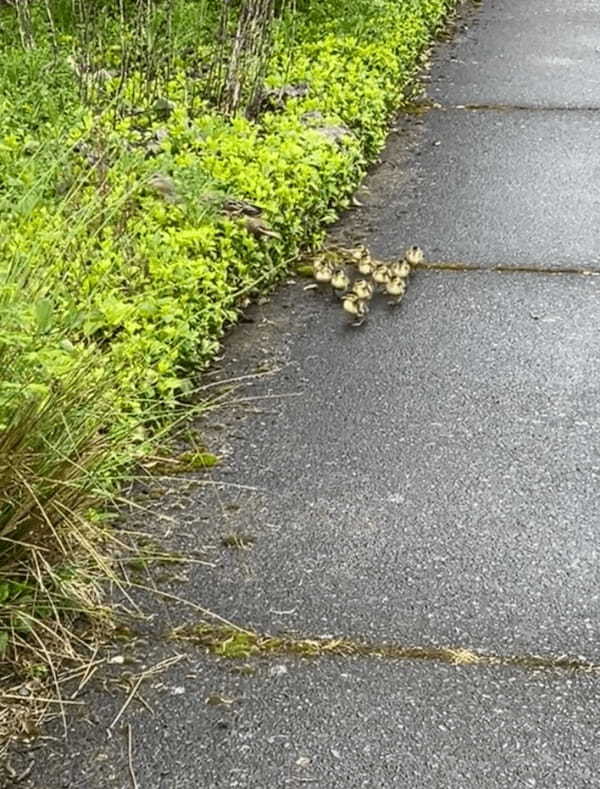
[2,0,453,406]
[0,0,456,692]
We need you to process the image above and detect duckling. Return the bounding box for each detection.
[389,259,411,279]
[322,247,344,268]
[345,244,369,262]
[312,258,335,284]
[341,292,369,326]
[351,278,374,301]
[385,276,407,305]
[357,255,375,276]
[405,245,424,266]
[372,262,391,287]
[330,267,351,297]
[340,244,372,272]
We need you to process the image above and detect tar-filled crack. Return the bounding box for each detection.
[172,623,600,675]
[437,104,600,113]
[415,261,600,276]
[400,102,600,118]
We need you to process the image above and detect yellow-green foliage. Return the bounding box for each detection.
[1,0,453,414]
[0,0,455,667]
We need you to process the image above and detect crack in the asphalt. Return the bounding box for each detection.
[171,623,600,675]
[415,261,600,276]
[430,103,600,112]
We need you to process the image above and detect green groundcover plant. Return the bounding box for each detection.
[0,0,455,691]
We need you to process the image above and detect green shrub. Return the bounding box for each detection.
[0,0,456,687]
[2,0,450,407]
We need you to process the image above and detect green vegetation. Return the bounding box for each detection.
[0,0,455,701]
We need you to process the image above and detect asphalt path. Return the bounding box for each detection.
[18,1,600,786]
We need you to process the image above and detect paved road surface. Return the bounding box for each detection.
[16,1,600,786]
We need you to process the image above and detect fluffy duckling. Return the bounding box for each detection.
[357,255,375,276]
[330,267,351,297]
[389,259,411,279]
[405,245,424,266]
[352,278,374,301]
[340,244,373,273]
[322,247,344,268]
[346,244,369,262]
[313,258,335,284]
[385,276,407,305]
[372,262,391,287]
[342,292,369,326]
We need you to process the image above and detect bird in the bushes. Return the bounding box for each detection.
[330,267,351,297]
[405,245,424,266]
[389,259,411,279]
[243,215,281,239]
[222,197,262,217]
[313,257,335,284]
[147,172,181,203]
[385,276,407,305]
[342,292,369,326]
[351,278,374,301]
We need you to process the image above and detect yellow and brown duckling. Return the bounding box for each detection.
[385,276,407,305]
[405,245,424,266]
[372,262,391,288]
[356,253,375,276]
[351,278,374,301]
[312,257,335,284]
[345,244,369,263]
[389,259,411,279]
[330,267,351,297]
[357,257,375,276]
[342,292,369,326]
[339,244,374,274]
[322,246,346,267]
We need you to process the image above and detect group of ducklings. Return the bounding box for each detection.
[311,244,424,326]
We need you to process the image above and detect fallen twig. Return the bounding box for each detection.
[108,675,144,731]
[127,724,139,789]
